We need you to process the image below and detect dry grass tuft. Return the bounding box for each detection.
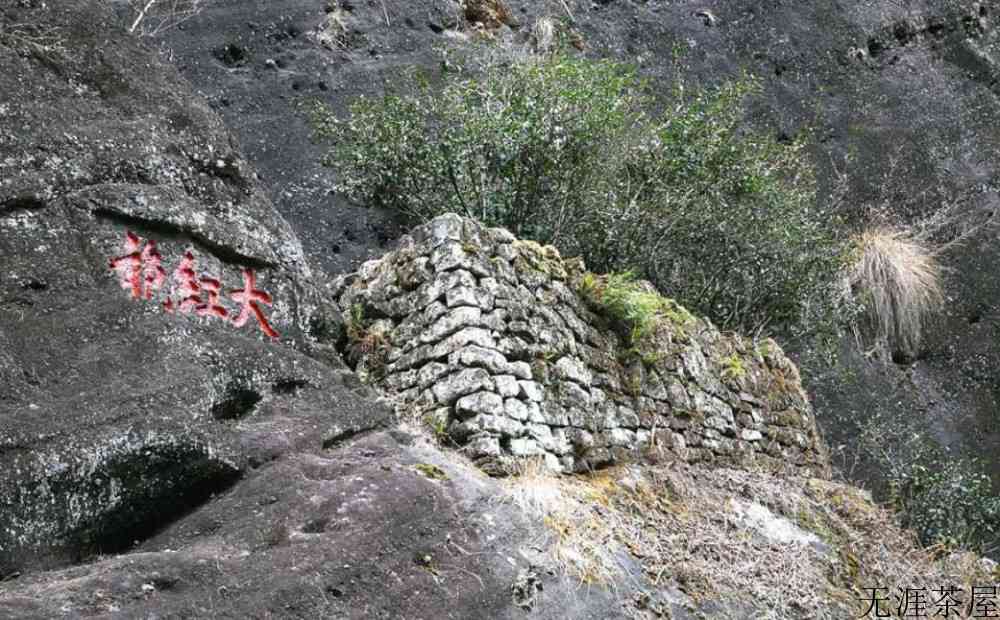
[500,460,992,617]
[312,1,350,50]
[500,458,623,587]
[531,16,556,54]
[500,457,565,515]
[344,304,391,378]
[848,228,943,361]
[463,0,515,30]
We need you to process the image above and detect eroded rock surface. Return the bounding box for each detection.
[335,215,830,477]
[0,0,388,576]
[0,4,622,618]
[4,1,999,618]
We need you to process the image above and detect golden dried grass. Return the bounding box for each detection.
[849,228,944,361]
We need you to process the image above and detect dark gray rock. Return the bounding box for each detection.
[6,0,1000,615]
[0,0,389,575]
[0,5,626,619]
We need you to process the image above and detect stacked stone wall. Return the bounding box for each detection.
[333,214,830,476]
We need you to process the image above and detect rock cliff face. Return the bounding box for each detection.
[0,5,625,619]
[151,0,1000,491]
[0,0,382,575]
[3,1,1000,618]
[335,215,829,477]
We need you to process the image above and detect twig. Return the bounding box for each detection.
[440,563,485,590]
[380,0,390,27]
[931,208,997,257]
[128,0,204,37]
[130,0,157,33]
[446,539,486,557]
[558,0,574,21]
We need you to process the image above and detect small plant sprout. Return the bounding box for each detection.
[722,355,747,381]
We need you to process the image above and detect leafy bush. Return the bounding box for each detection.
[311,52,849,334]
[853,407,1000,552]
[311,53,641,242]
[890,459,1000,551]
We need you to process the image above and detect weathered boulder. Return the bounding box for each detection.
[0,0,390,575]
[4,1,1000,617]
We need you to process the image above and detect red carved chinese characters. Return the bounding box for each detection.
[109,230,278,339]
[108,231,166,300]
[229,268,278,339]
[165,251,202,314]
[196,275,229,320]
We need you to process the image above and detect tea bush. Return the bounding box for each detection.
[311,52,848,335]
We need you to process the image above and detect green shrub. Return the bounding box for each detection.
[890,459,1000,551]
[311,52,849,334]
[853,407,1000,552]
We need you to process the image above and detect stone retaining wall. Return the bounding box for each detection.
[333,214,830,477]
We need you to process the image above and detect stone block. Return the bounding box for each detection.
[418,362,451,389]
[740,429,763,442]
[508,361,532,380]
[518,380,544,402]
[455,391,505,419]
[617,405,640,429]
[381,369,419,392]
[504,398,529,421]
[432,369,494,405]
[606,428,636,447]
[450,345,510,375]
[526,402,546,424]
[453,286,495,312]
[454,414,524,439]
[494,375,520,398]
[420,307,483,344]
[665,378,691,410]
[692,391,734,424]
[432,241,491,276]
[431,328,497,357]
[509,438,543,457]
[526,424,556,452]
[423,213,464,247]
[564,428,595,451]
[541,401,569,426]
[554,356,592,385]
[560,381,591,408]
[550,429,575,455]
[465,434,502,458]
